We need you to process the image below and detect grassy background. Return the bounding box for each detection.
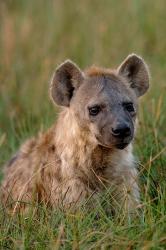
[0,0,166,249]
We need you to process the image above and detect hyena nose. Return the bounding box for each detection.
[112,124,131,138]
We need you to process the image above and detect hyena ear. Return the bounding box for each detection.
[50,60,84,106]
[117,54,150,97]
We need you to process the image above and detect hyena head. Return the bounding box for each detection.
[50,54,149,150]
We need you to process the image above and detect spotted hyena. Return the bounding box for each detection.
[0,54,149,214]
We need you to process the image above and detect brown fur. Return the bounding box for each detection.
[0,54,150,214]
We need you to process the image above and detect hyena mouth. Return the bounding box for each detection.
[116,143,129,150]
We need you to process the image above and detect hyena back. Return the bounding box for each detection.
[0,54,150,214]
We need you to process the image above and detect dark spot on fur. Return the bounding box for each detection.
[48,145,55,153]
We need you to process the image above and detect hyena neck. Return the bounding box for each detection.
[54,109,105,178]
[54,108,134,182]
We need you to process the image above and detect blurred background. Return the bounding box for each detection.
[0,0,165,169]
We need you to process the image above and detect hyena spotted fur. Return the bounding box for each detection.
[0,54,150,214]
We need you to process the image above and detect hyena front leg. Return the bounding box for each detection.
[49,178,92,209]
[112,168,140,217]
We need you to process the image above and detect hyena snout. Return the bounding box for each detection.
[111,122,131,138]
[111,122,133,149]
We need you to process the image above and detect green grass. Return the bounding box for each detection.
[0,0,166,249]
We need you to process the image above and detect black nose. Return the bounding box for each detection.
[112,124,131,138]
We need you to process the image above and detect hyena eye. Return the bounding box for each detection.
[123,102,135,113]
[89,105,101,116]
